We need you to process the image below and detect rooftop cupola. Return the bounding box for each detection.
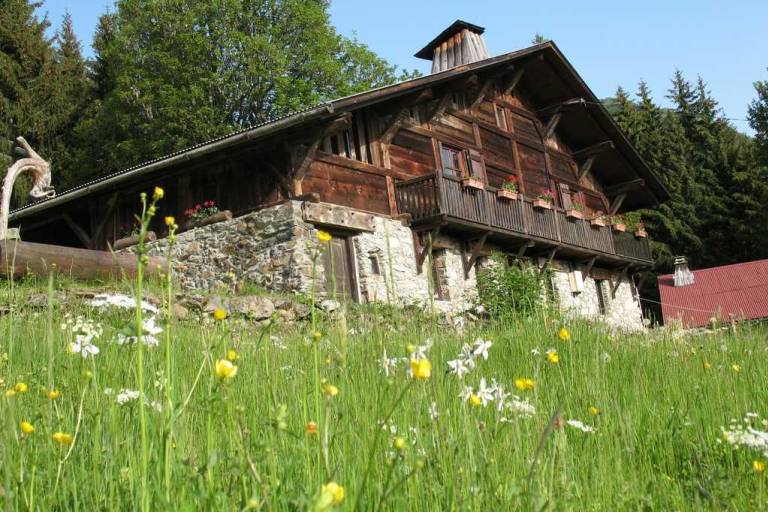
[673,256,695,287]
[415,20,489,74]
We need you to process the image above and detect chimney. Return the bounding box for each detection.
[673,256,695,287]
[415,20,489,74]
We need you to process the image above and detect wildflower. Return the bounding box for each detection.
[319,481,345,506]
[306,421,318,435]
[313,331,323,342]
[52,432,74,446]
[469,394,482,407]
[514,378,535,391]
[116,389,141,405]
[755,460,766,473]
[5,389,15,397]
[69,337,100,358]
[558,328,571,342]
[82,369,93,380]
[394,437,406,450]
[215,359,238,380]
[379,349,401,377]
[472,338,493,360]
[409,358,432,380]
[213,308,228,321]
[447,358,472,378]
[316,230,332,243]
[731,364,741,373]
[322,382,339,397]
[588,406,600,416]
[428,401,439,421]
[566,419,596,433]
[546,348,560,364]
[153,186,164,200]
[476,378,494,406]
[89,293,158,313]
[405,343,416,355]
[503,396,536,419]
[14,382,28,393]
[164,216,176,227]
[227,349,238,362]
[20,421,35,434]
[703,361,712,370]
[48,389,61,400]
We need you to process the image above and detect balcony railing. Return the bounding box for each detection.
[394,172,653,266]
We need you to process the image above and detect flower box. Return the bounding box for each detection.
[496,189,519,201]
[612,223,626,232]
[565,209,583,220]
[114,231,156,251]
[462,177,485,190]
[590,218,607,228]
[634,229,648,238]
[532,198,552,210]
[188,210,233,229]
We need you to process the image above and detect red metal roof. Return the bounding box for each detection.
[658,259,768,327]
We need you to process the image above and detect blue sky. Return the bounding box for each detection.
[37,0,767,133]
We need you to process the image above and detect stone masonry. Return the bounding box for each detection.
[127,200,645,330]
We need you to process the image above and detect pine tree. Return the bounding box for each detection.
[748,70,768,165]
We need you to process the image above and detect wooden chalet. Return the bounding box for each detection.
[8,21,668,328]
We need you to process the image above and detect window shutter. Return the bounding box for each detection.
[468,149,485,180]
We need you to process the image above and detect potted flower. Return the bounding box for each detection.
[532,190,554,210]
[590,211,608,228]
[114,221,156,250]
[185,200,233,228]
[461,175,485,191]
[611,214,627,232]
[634,221,648,238]
[565,200,585,220]
[496,175,519,200]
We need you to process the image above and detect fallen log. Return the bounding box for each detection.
[0,240,163,280]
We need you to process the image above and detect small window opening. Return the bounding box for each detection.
[595,279,610,315]
[494,105,507,130]
[431,249,450,300]
[369,254,381,276]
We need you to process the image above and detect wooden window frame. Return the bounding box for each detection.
[494,104,508,131]
[439,142,470,178]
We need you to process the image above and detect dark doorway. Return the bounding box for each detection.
[323,233,358,302]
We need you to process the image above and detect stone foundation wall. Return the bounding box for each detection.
[127,200,645,330]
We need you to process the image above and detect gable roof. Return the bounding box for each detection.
[658,259,768,327]
[10,41,669,222]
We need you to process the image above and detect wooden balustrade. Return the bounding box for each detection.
[395,171,653,265]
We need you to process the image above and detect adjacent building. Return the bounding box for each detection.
[9,21,668,330]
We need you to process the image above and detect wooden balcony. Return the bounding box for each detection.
[394,172,653,267]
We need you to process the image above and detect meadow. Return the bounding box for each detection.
[2,269,767,511]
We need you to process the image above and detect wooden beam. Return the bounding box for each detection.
[380,108,410,145]
[536,97,585,116]
[502,67,525,95]
[469,78,494,109]
[577,156,595,182]
[61,214,92,248]
[542,112,562,140]
[583,256,597,278]
[462,232,490,278]
[604,178,645,197]
[263,160,292,197]
[425,91,453,123]
[290,113,353,194]
[572,141,615,160]
[608,193,626,215]
[415,226,440,273]
[539,247,558,273]
[517,240,534,259]
[92,193,118,247]
[611,264,632,298]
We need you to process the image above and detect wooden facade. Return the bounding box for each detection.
[9,32,667,274]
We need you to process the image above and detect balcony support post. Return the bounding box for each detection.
[611,264,632,298]
[516,240,534,259]
[462,231,491,278]
[582,256,597,278]
[578,156,595,183]
[539,247,558,273]
[608,193,626,215]
[413,225,441,274]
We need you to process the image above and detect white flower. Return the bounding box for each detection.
[447,358,472,378]
[428,401,439,421]
[459,343,474,361]
[722,415,768,458]
[115,316,163,347]
[490,381,510,412]
[90,293,158,314]
[566,419,596,433]
[600,352,611,363]
[116,389,140,405]
[476,378,494,407]
[459,385,474,402]
[69,336,100,358]
[504,396,536,419]
[411,339,432,360]
[472,338,492,360]
[380,349,401,377]
[530,347,541,356]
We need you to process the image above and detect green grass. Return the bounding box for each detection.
[2,275,767,510]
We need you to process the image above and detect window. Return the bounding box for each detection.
[595,279,610,315]
[494,105,507,130]
[440,144,468,177]
[368,254,381,275]
[322,112,372,164]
